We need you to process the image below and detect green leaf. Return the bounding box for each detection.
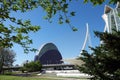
[28,40,32,44]
[12,5,19,11]
[65,19,70,23]
[62,4,68,12]
[84,0,88,3]
[70,12,75,16]
[62,0,67,2]
[10,17,16,22]
[17,33,23,39]
[59,20,63,24]
[72,27,78,31]
[118,14,120,17]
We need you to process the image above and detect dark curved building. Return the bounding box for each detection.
[34,43,63,65]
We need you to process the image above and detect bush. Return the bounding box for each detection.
[22,61,42,72]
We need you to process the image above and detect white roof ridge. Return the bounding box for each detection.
[104,5,113,14]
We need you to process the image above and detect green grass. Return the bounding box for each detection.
[0,75,90,80]
[0,75,57,80]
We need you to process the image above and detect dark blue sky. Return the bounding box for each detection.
[10,1,115,65]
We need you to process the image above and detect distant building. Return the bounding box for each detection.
[102,2,120,33]
[34,43,63,65]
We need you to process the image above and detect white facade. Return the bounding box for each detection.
[102,2,120,33]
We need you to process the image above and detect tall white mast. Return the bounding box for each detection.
[79,23,89,56]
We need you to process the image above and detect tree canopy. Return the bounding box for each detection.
[0,0,119,53]
[78,30,120,80]
[0,48,16,74]
[84,0,119,5]
[21,61,42,72]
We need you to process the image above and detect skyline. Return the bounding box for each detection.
[10,1,115,65]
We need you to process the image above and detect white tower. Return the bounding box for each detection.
[79,23,92,56]
[102,2,120,33]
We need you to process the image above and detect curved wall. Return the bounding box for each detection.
[34,43,63,65]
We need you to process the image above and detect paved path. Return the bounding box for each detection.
[12,72,89,80]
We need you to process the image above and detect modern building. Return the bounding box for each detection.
[102,2,120,33]
[34,43,63,65]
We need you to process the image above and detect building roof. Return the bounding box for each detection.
[104,2,120,14]
[36,43,58,58]
[63,58,84,66]
[104,5,112,14]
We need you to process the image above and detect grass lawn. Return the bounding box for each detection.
[0,75,58,80]
[0,75,90,80]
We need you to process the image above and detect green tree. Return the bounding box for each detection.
[0,48,16,74]
[22,61,42,72]
[84,0,119,5]
[78,31,120,80]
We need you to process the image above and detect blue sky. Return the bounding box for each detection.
[10,1,115,65]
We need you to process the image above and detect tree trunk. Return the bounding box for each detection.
[0,62,3,74]
[0,53,4,74]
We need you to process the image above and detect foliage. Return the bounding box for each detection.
[0,48,16,74]
[78,31,120,80]
[0,0,78,54]
[84,0,119,5]
[0,0,40,53]
[21,61,42,72]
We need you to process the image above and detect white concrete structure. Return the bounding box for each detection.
[56,73,91,78]
[45,70,92,78]
[80,23,90,54]
[102,2,120,33]
[63,58,84,66]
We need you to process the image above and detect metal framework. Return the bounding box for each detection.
[102,2,120,33]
